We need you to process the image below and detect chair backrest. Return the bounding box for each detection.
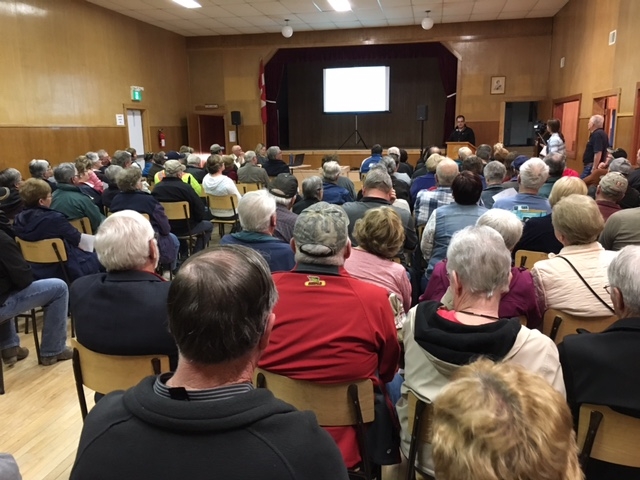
[16,237,68,263]
[254,368,374,426]
[237,183,260,195]
[542,308,617,344]
[405,390,434,480]
[69,217,92,235]
[160,201,190,221]
[514,249,549,269]
[352,180,363,194]
[577,403,640,468]
[70,338,170,398]
[206,194,238,214]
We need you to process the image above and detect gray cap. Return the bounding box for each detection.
[269,173,298,199]
[293,202,349,257]
[599,171,628,197]
[609,158,632,175]
[210,143,224,154]
[164,160,185,176]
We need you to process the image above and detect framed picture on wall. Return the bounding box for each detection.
[491,76,505,95]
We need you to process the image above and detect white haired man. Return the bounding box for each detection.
[559,245,640,480]
[321,161,352,205]
[185,154,207,183]
[237,150,269,187]
[259,202,400,470]
[493,157,551,213]
[582,114,608,178]
[71,244,348,480]
[29,159,57,191]
[263,146,290,177]
[220,190,294,272]
[481,161,506,208]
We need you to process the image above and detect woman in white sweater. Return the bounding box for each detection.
[202,154,242,219]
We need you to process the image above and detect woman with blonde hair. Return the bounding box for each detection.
[532,194,616,317]
[344,206,411,312]
[513,176,587,255]
[432,359,582,480]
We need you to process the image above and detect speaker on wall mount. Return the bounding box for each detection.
[231,111,242,126]
[417,105,428,121]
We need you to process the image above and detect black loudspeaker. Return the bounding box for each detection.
[417,105,428,121]
[231,111,242,126]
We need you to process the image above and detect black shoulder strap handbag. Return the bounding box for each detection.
[555,255,615,314]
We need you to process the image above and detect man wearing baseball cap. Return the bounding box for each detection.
[259,202,400,471]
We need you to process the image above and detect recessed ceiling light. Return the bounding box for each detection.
[172,0,201,8]
[328,0,351,13]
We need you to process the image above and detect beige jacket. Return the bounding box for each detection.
[397,306,565,476]
[531,242,617,317]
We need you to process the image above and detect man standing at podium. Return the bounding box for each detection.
[448,115,476,146]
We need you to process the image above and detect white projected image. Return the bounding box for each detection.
[323,66,390,113]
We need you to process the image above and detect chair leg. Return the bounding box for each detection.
[31,311,42,365]
[0,358,4,395]
[72,349,89,420]
[70,313,76,338]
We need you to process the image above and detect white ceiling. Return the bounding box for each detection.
[85,0,569,37]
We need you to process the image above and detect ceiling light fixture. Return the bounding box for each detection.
[328,0,351,12]
[421,10,434,30]
[172,0,201,8]
[281,19,293,38]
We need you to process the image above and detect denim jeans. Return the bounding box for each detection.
[580,163,593,179]
[0,279,69,357]
[169,233,180,270]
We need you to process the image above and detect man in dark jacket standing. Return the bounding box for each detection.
[71,245,348,480]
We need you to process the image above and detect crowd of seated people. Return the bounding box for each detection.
[5,132,640,480]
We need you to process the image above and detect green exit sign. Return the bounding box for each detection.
[130,86,144,102]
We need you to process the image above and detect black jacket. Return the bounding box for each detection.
[263,159,290,177]
[559,318,640,480]
[71,377,349,480]
[70,270,178,369]
[0,230,32,305]
[151,177,205,236]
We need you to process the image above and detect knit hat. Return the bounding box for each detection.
[599,172,628,197]
[293,202,349,257]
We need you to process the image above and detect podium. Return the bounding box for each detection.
[446,142,476,157]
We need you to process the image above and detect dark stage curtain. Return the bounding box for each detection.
[264,42,458,147]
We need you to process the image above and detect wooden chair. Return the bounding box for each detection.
[160,201,201,257]
[542,308,617,344]
[405,391,435,480]
[16,238,74,359]
[106,210,150,221]
[254,368,377,480]
[577,403,640,470]
[237,182,261,194]
[205,194,240,236]
[69,217,92,235]
[352,180,363,195]
[71,338,170,420]
[514,249,549,269]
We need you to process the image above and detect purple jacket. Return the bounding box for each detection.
[420,259,542,329]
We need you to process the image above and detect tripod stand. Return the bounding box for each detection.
[338,115,368,149]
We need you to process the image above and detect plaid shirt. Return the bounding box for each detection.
[414,187,454,226]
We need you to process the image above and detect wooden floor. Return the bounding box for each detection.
[1,318,93,480]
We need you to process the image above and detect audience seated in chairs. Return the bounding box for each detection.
[109,168,179,271]
[29,159,57,192]
[0,168,24,220]
[344,206,411,313]
[70,211,178,370]
[513,176,588,256]
[423,208,542,329]
[152,160,212,255]
[219,190,294,273]
[532,194,617,317]
[237,150,269,187]
[101,165,123,210]
[292,176,322,214]
[321,161,352,205]
[259,203,401,470]
[322,154,357,200]
[398,225,564,477]
[432,359,581,480]
[267,173,298,244]
[493,157,552,214]
[262,145,290,177]
[0,216,71,367]
[50,163,104,234]
[221,155,239,183]
[13,179,101,282]
[184,154,207,184]
[153,151,202,196]
[559,245,640,480]
[71,244,348,480]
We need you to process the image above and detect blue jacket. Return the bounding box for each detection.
[360,154,382,175]
[322,182,353,205]
[220,231,295,272]
[427,203,488,278]
[410,173,436,205]
[13,206,101,282]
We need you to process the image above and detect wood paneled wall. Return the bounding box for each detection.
[287,58,444,149]
[1,0,190,177]
[186,19,553,154]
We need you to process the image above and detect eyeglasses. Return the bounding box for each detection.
[604,284,611,295]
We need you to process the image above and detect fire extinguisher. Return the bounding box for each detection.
[158,129,166,148]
